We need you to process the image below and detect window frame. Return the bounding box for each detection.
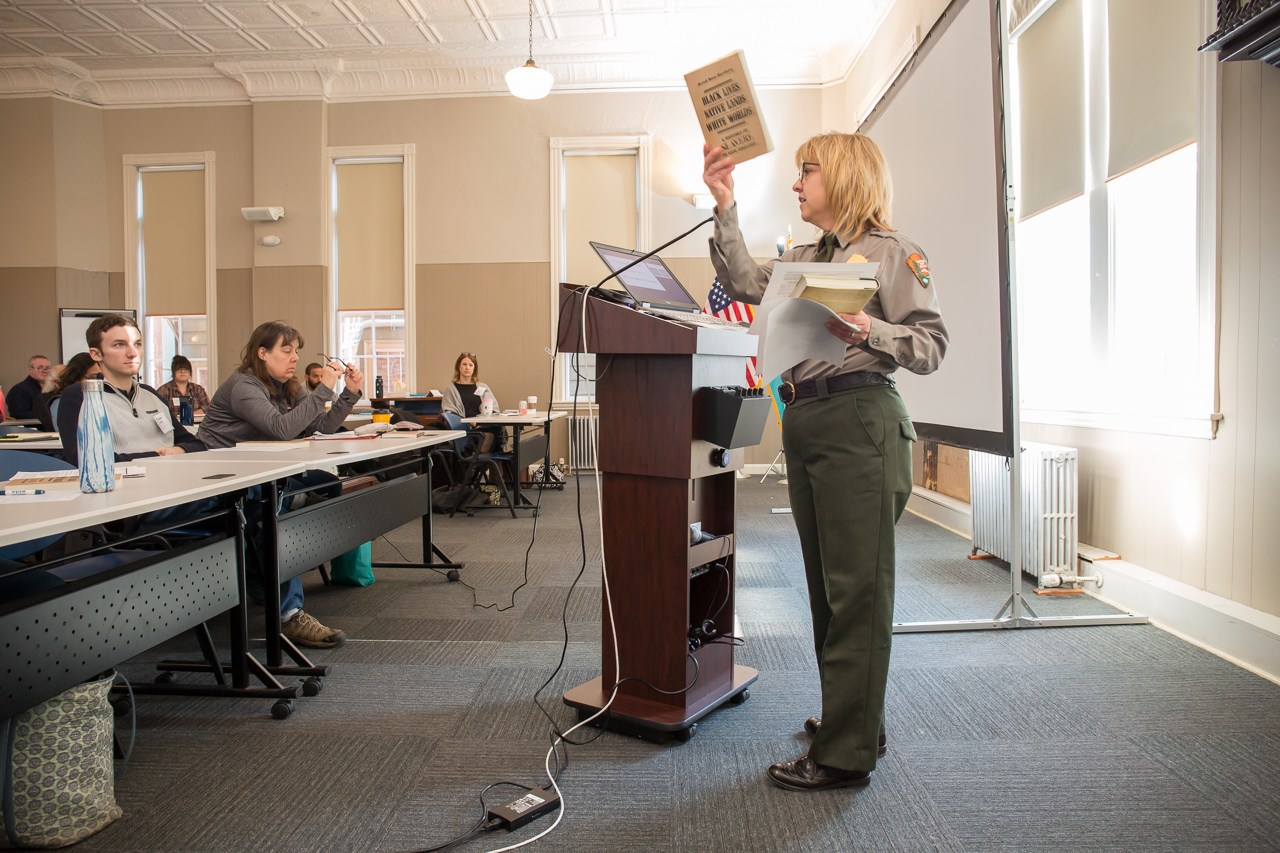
[549,136,652,404]
[122,153,218,388]
[326,145,416,394]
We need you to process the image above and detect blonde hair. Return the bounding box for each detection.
[795,132,893,242]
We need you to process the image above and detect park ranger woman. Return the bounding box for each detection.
[702,131,948,791]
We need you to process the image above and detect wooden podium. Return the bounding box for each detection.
[558,284,760,741]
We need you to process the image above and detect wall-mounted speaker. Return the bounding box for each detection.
[241,206,285,221]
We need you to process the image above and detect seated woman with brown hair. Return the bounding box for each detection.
[199,320,365,649]
[440,351,499,418]
[154,354,210,415]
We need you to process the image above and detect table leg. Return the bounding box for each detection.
[370,447,464,577]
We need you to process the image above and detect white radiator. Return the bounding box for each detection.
[969,442,1079,582]
[569,412,599,471]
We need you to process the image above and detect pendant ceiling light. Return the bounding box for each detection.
[506,0,554,100]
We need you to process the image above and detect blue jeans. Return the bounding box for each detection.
[244,470,341,617]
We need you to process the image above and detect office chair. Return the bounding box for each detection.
[427,412,470,488]
[449,427,517,519]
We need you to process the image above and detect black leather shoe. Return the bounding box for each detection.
[803,718,888,756]
[767,755,871,792]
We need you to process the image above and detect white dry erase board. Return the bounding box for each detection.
[60,309,138,363]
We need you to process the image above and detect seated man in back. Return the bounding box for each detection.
[57,315,203,463]
[304,362,324,392]
[6,354,52,419]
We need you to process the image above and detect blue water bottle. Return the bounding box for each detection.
[179,395,194,426]
[77,378,115,493]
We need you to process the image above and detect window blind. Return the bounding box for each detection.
[141,168,205,315]
[1106,0,1199,179]
[1015,0,1085,220]
[335,161,405,310]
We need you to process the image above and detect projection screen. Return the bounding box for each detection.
[861,0,1014,457]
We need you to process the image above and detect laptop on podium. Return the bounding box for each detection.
[588,241,744,327]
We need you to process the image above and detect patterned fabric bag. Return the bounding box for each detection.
[1,671,122,848]
[529,461,567,488]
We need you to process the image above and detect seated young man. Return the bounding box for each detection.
[57,315,203,463]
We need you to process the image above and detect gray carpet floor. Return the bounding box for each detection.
[83,477,1280,852]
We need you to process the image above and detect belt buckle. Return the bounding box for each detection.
[780,381,796,405]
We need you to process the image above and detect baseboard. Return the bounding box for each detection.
[906,485,971,539]
[904,486,1280,685]
[1085,560,1280,686]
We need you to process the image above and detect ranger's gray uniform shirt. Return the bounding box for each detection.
[709,204,949,384]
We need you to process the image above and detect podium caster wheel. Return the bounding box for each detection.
[673,723,697,742]
[154,671,175,684]
[731,690,749,705]
[302,677,323,697]
[446,569,460,582]
[271,699,294,720]
[531,509,539,517]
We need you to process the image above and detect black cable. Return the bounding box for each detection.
[405,781,534,853]
[428,220,716,845]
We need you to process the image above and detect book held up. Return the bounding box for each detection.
[685,50,773,165]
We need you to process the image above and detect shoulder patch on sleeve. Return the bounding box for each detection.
[906,252,931,288]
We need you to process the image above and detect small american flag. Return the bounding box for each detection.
[703,278,760,386]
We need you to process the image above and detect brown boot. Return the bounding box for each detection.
[767,755,871,792]
[282,609,345,649]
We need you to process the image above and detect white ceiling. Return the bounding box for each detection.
[0,0,893,105]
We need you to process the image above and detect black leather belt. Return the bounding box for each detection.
[779,371,893,404]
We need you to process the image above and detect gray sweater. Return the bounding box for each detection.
[197,372,362,449]
[441,381,498,417]
[57,381,204,465]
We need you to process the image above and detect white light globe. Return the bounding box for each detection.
[505,60,554,100]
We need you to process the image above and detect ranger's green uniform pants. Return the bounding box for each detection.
[782,383,915,773]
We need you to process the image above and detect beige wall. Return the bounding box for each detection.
[328,88,821,264]
[822,0,951,132]
[216,268,253,378]
[101,105,254,272]
[52,99,109,272]
[252,101,327,269]
[0,99,57,269]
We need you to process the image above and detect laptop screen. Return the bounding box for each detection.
[589,241,701,312]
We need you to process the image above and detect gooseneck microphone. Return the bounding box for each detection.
[588,216,715,296]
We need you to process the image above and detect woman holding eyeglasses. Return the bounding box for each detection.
[198,321,365,650]
[441,352,499,419]
[702,133,948,793]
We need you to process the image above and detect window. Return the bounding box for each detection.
[144,315,209,389]
[328,146,415,394]
[337,310,406,397]
[1011,0,1210,434]
[550,137,651,403]
[1106,145,1200,418]
[1015,196,1090,412]
[123,154,217,388]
